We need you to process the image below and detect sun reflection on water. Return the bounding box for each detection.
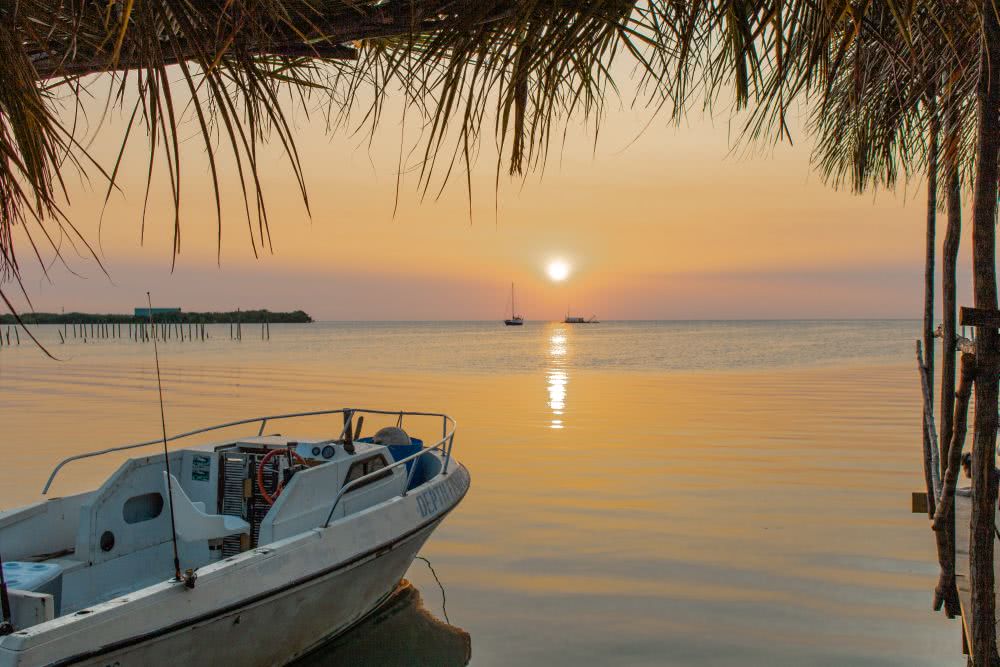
[546,326,570,429]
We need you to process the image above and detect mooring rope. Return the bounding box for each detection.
[415,555,450,625]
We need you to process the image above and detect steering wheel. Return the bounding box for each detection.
[256,448,307,505]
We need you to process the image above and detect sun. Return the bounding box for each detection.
[547,259,571,282]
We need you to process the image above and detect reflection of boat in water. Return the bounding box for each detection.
[504,282,524,326]
[293,579,471,666]
[0,409,469,667]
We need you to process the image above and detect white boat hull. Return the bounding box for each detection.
[73,520,439,667]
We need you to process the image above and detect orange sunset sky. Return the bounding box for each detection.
[11,81,972,321]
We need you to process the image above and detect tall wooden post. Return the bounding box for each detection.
[923,87,940,515]
[967,2,1000,661]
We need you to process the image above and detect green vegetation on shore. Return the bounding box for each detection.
[0,310,312,325]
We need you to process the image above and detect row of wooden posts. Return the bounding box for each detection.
[229,321,271,341]
[61,322,212,343]
[0,327,21,346]
[0,321,273,346]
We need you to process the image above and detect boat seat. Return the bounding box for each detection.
[163,473,250,541]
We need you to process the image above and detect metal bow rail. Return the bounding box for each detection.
[42,408,456,495]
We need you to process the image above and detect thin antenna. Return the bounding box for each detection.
[147,293,182,582]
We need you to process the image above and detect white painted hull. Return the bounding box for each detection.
[79,520,437,667]
[0,462,470,667]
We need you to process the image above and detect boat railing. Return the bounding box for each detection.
[42,408,457,495]
[321,431,455,528]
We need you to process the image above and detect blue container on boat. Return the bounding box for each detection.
[388,438,424,472]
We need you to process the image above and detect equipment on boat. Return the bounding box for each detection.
[373,427,412,447]
[0,408,468,667]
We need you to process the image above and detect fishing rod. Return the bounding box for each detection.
[146,293,183,584]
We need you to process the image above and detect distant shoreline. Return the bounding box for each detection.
[0,310,313,324]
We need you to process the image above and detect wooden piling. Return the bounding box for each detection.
[933,352,976,617]
[917,340,941,517]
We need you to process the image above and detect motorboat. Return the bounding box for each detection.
[0,408,469,667]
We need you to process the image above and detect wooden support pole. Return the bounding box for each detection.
[934,352,977,617]
[965,1,1000,655]
[917,340,941,516]
[924,90,939,510]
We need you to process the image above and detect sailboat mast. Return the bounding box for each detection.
[511,282,516,316]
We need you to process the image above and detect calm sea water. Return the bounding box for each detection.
[0,320,960,665]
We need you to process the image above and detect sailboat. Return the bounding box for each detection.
[504,283,524,326]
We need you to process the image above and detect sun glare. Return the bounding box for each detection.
[547,260,570,282]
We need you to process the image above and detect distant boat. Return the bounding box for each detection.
[504,283,524,326]
[564,308,598,324]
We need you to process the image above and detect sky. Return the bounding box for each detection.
[10,76,973,321]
